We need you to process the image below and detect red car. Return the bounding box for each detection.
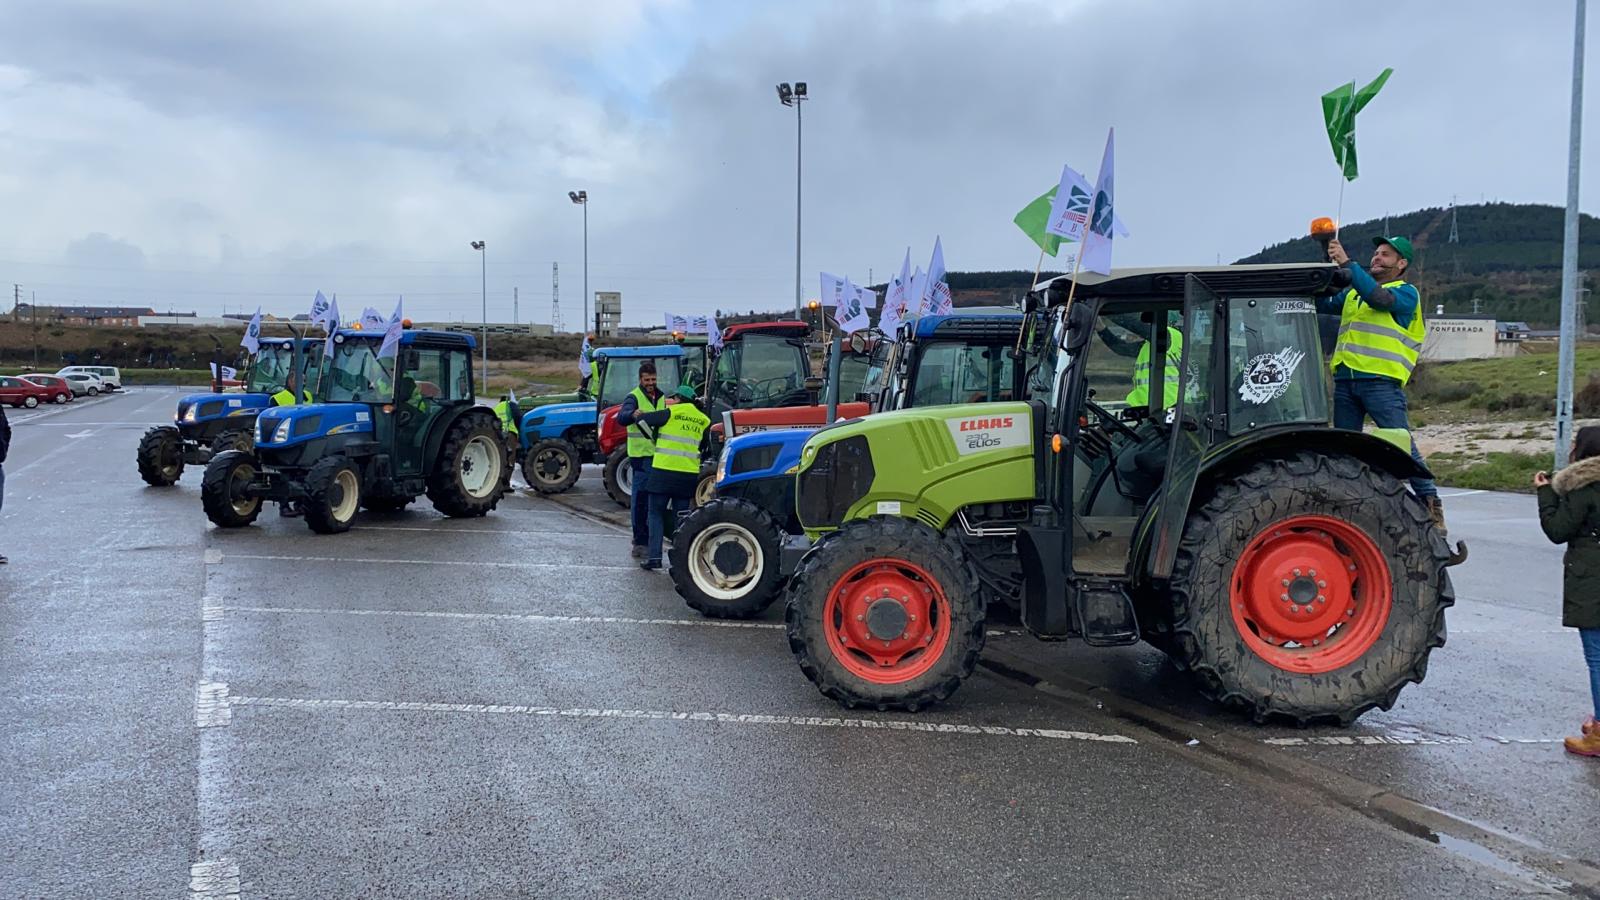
[0,374,59,408]
[20,374,74,404]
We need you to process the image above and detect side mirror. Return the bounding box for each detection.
[803,376,824,393]
[1064,302,1096,352]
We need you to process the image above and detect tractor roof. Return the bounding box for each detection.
[723,320,810,341]
[333,328,476,349]
[913,309,1023,339]
[1033,263,1344,306]
[595,345,685,359]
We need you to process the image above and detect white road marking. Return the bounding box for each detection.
[1438,489,1488,499]
[220,552,640,570]
[1486,737,1566,745]
[1264,734,1475,747]
[354,524,624,537]
[194,681,232,727]
[188,858,240,900]
[63,429,96,439]
[229,695,1140,744]
[204,548,223,565]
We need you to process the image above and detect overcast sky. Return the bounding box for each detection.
[0,0,1593,327]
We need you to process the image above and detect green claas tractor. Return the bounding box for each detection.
[782,264,1466,723]
[201,327,511,534]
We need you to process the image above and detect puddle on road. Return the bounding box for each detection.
[1428,832,1574,895]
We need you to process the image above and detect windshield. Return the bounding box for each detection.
[598,356,682,407]
[910,340,1015,407]
[1226,296,1328,433]
[712,334,807,406]
[323,340,395,402]
[247,345,295,393]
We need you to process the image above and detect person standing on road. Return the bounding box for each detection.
[1533,425,1600,758]
[0,401,9,563]
[631,384,709,570]
[1323,234,1443,532]
[615,361,666,559]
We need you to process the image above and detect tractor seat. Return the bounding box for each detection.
[1112,442,1168,503]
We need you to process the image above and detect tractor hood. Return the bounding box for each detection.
[256,403,374,448]
[795,401,1037,534]
[176,392,272,425]
[520,401,597,433]
[716,428,812,490]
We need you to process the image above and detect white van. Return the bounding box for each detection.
[57,365,122,390]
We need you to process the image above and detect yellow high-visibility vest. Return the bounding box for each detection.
[1127,327,1183,409]
[627,387,666,458]
[1330,281,1425,384]
[650,403,710,475]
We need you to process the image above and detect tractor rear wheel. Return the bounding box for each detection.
[602,446,632,508]
[211,429,253,456]
[200,450,262,528]
[523,438,581,494]
[1167,451,1454,725]
[427,413,510,517]
[785,517,986,711]
[304,456,362,534]
[136,425,185,486]
[670,498,787,619]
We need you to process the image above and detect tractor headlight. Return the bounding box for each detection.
[272,417,292,443]
[181,405,197,423]
[716,446,731,485]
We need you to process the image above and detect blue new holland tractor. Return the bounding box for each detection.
[200,327,512,534]
[136,336,322,486]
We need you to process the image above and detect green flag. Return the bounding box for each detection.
[1013,186,1063,257]
[1322,67,1392,181]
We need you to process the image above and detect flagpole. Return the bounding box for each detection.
[1059,192,1101,317]
[1336,176,1345,239]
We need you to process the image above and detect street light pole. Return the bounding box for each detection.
[471,240,487,390]
[569,191,588,334]
[777,82,808,318]
[1556,0,1587,468]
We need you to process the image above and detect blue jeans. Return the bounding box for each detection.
[1333,377,1437,499]
[0,461,6,514]
[1581,628,1600,720]
[629,457,653,548]
[646,491,689,564]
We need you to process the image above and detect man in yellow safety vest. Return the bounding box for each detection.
[1126,326,1183,410]
[1324,234,1443,532]
[630,383,710,569]
[615,361,666,559]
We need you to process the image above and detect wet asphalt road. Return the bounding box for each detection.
[2,387,1597,898]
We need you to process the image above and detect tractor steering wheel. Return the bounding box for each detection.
[742,376,793,403]
[1085,398,1142,443]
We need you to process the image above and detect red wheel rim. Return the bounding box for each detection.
[822,557,952,684]
[1229,514,1392,674]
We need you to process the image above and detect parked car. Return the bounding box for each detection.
[58,365,121,390]
[61,373,106,397]
[19,374,74,404]
[0,374,59,408]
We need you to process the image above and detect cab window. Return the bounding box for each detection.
[324,341,394,403]
[1226,297,1328,433]
[599,357,682,407]
[910,341,1014,407]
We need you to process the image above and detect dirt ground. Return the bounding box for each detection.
[1412,418,1587,458]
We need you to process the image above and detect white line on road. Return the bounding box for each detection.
[354,524,625,537]
[1264,734,1475,747]
[194,681,232,727]
[188,858,240,900]
[220,552,643,570]
[229,694,1140,744]
[64,429,96,439]
[1438,489,1488,498]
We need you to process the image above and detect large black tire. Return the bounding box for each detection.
[785,517,986,712]
[1166,451,1454,726]
[427,412,511,518]
[362,496,414,514]
[200,450,263,528]
[670,498,788,619]
[602,446,632,508]
[691,463,717,508]
[211,430,253,455]
[136,425,185,486]
[303,456,363,534]
[523,438,582,494]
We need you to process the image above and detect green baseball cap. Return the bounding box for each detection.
[1372,235,1414,261]
[673,383,697,401]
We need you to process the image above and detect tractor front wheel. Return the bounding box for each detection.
[692,464,717,508]
[427,413,510,517]
[304,456,363,534]
[200,450,262,528]
[785,517,986,711]
[602,446,632,508]
[523,438,582,494]
[1167,451,1454,725]
[136,425,185,486]
[670,498,787,619]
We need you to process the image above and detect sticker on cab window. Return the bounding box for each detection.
[1238,348,1307,405]
[1274,300,1314,315]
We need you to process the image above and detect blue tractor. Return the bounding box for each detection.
[200,327,512,534]
[518,343,703,496]
[669,310,1028,618]
[136,336,322,486]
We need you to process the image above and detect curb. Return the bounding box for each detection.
[977,646,1600,897]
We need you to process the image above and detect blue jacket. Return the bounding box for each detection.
[0,403,10,464]
[1316,263,1421,380]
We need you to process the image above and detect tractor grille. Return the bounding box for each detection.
[729,443,781,477]
[797,435,874,529]
[293,415,323,437]
[196,400,225,420]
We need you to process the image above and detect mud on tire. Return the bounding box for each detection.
[427,411,511,518]
[670,498,787,619]
[523,438,582,494]
[602,446,632,508]
[137,425,185,486]
[304,455,362,534]
[784,517,987,712]
[1166,451,1455,726]
[200,450,262,528]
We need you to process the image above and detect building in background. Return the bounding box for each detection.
[1421,313,1524,360]
[12,304,158,326]
[595,292,622,337]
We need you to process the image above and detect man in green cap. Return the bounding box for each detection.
[1323,234,1443,531]
[630,383,710,570]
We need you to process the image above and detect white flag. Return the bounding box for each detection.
[688,315,710,334]
[323,297,341,359]
[378,299,404,360]
[838,280,873,334]
[707,316,723,351]
[1082,128,1117,276]
[210,362,239,381]
[308,291,331,329]
[908,267,926,319]
[578,333,593,377]
[819,272,849,310]
[1045,165,1096,241]
[879,248,912,336]
[241,306,263,354]
[361,306,386,329]
[923,237,952,315]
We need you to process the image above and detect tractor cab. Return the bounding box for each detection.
[202,328,511,534]
[783,264,1462,726]
[704,321,815,422]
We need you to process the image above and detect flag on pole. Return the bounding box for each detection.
[908,266,926,319]
[879,248,912,336]
[308,291,332,329]
[1322,68,1393,181]
[820,272,849,310]
[210,362,239,381]
[578,333,593,377]
[707,316,723,352]
[1044,166,1098,242]
[241,306,263,354]
[1082,129,1118,276]
[924,237,953,315]
[361,306,386,329]
[1014,187,1063,256]
[323,297,341,359]
[838,280,873,334]
[378,299,404,359]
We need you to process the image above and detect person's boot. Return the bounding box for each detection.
[1583,716,1598,736]
[1563,730,1600,757]
[631,545,646,560]
[1427,496,1447,535]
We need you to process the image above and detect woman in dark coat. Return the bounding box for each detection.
[1535,425,1600,757]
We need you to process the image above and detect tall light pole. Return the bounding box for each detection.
[569,190,588,334]
[777,81,807,318]
[471,240,487,390]
[1556,0,1587,468]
